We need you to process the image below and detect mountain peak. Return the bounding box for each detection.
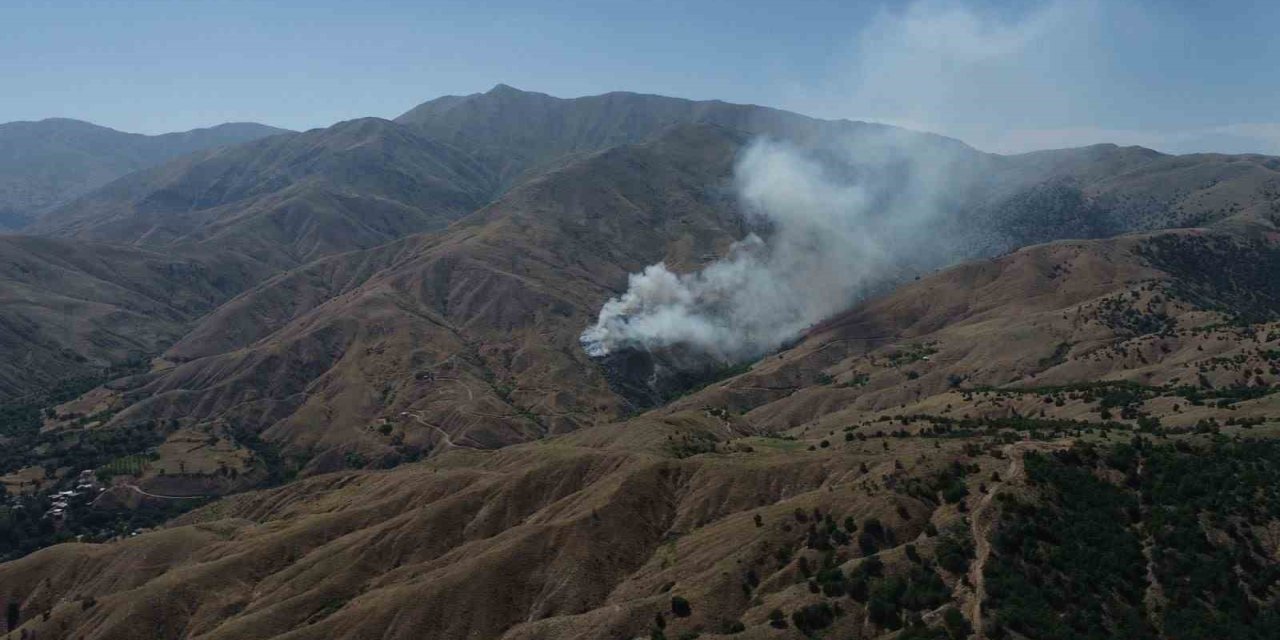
[487,83,524,95]
[0,117,121,136]
[37,117,104,127]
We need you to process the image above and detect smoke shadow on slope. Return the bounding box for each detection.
[593,346,753,413]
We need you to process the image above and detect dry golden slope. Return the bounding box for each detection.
[69,120,1280,477]
[32,122,1280,503]
[0,410,997,640]
[0,235,245,398]
[677,222,1280,438]
[89,124,752,474]
[7,217,1280,639]
[11,88,1280,474]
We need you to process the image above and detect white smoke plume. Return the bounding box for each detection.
[581,131,968,363]
[579,0,1091,365]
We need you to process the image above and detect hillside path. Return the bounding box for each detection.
[122,484,207,499]
[966,440,1068,638]
[409,411,482,451]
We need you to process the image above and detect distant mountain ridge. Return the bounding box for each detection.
[4,85,1279,411]
[0,117,288,228]
[395,83,976,189]
[29,117,496,270]
[29,87,967,272]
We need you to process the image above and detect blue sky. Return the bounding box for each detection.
[5,0,1280,154]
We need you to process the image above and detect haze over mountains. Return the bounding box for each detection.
[0,118,287,229]
[2,85,1280,639]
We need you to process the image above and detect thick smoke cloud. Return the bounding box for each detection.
[581,131,967,363]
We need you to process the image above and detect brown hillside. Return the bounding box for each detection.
[31,118,496,270]
[673,222,1280,440]
[7,88,1280,640]
[11,89,1279,415]
[32,114,1280,486]
[91,124,751,474]
[0,413,1009,640]
[5,217,1280,640]
[0,118,285,229]
[0,235,246,398]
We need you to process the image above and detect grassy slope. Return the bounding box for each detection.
[6,218,1280,638]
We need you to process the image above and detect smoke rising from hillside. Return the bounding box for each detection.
[581,0,1095,365]
[580,132,967,363]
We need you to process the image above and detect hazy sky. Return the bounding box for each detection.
[5,0,1280,154]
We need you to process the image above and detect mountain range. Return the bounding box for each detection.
[0,118,287,229]
[1,85,1279,639]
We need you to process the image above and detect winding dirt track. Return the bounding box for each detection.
[966,440,1068,638]
[122,484,207,500]
[408,411,481,450]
